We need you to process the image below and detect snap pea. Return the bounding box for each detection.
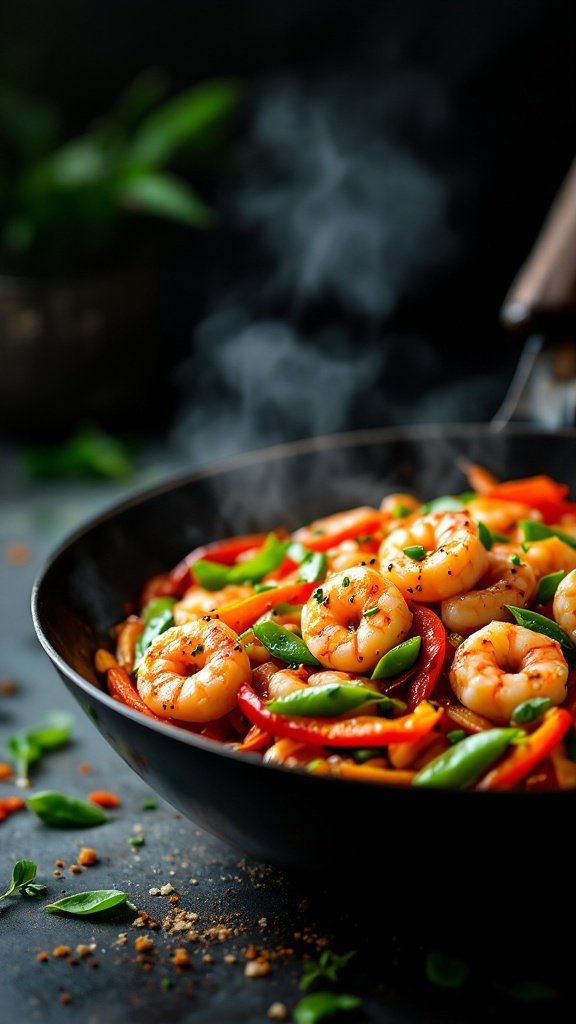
[420,495,465,513]
[297,551,328,584]
[193,533,289,590]
[133,597,176,670]
[412,727,522,789]
[519,520,576,551]
[534,570,565,605]
[266,683,387,718]
[511,697,553,724]
[505,604,576,663]
[371,635,421,680]
[252,621,320,667]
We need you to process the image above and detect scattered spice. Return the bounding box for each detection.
[134,936,155,953]
[77,847,98,866]
[0,763,14,781]
[268,1003,288,1022]
[54,859,66,868]
[87,790,121,808]
[36,952,49,962]
[244,960,271,978]
[59,993,73,1006]
[69,864,83,874]
[171,948,190,968]
[0,678,17,696]
[4,542,31,565]
[52,946,71,958]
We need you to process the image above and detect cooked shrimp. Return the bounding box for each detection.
[301,566,412,673]
[328,543,379,573]
[137,619,251,722]
[441,550,536,635]
[173,584,253,625]
[553,568,576,644]
[465,496,533,534]
[379,511,489,602]
[449,621,568,723]
[267,667,309,700]
[519,537,576,578]
[380,493,421,516]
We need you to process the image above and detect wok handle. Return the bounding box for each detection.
[500,154,576,336]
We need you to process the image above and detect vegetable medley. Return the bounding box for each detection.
[95,464,576,791]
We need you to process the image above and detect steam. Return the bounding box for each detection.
[170,70,479,466]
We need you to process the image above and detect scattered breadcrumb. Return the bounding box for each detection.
[76,944,95,958]
[159,883,174,895]
[52,946,71,958]
[268,1003,289,1021]
[4,542,31,565]
[244,960,271,978]
[69,864,83,874]
[59,993,72,1005]
[149,887,161,896]
[0,678,16,696]
[134,936,154,954]
[36,952,49,963]
[77,847,98,866]
[171,948,190,968]
[224,954,237,964]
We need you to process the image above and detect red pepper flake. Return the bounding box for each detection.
[36,952,49,963]
[52,946,71,958]
[0,763,14,782]
[59,993,73,1005]
[87,790,121,808]
[0,678,17,696]
[4,542,31,565]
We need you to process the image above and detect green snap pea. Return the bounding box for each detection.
[412,727,522,789]
[193,533,289,590]
[534,570,565,604]
[252,621,320,667]
[133,597,176,670]
[511,697,553,724]
[371,635,421,680]
[519,520,576,551]
[505,604,576,662]
[297,551,328,583]
[420,495,465,513]
[266,682,386,717]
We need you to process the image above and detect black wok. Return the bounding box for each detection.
[32,423,576,875]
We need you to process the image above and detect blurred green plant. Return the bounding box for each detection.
[22,424,136,479]
[0,69,240,272]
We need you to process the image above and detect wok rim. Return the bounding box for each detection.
[31,421,576,800]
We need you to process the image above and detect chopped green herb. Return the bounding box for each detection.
[511,697,553,724]
[477,520,493,550]
[5,711,74,784]
[299,949,357,991]
[363,606,379,618]
[510,554,522,566]
[446,729,466,745]
[293,991,361,1024]
[44,890,129,916]
[128,835,145,847]
[425,950,470,989]
[312,588,324,603]
[342,576,350,587]
[141,798,157,810]
[403,545,426,561]
[191,644,204,656]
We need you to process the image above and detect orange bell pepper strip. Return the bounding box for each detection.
[106,665,167,722]
[214,581,317,634]
[291,507,384,552]
[311,762,416,785]
[238,683,443,747]
[476,706,572,790]
[232,725,272,753]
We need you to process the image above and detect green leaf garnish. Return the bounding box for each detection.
[293,991,362,1024]
[27,791,109,828]
[534,570,565,605]
[403,545,426,561]
[5,711,74,783]
[299,949,356,991]
[0,861,38,902]
[44,890,129,916]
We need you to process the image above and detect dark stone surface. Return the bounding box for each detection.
[0,441,570,1022]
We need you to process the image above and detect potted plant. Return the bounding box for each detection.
[0,70,240,440]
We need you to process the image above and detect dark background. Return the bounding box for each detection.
[1,0,575,456]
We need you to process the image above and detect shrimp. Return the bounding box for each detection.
[440,549,536,635]
[300,566,412,673]
[173,584,253,625]
[464,496,533,534]
[449,621,568,723]
[328,543,379,573]
[553,568,576,644]
[137,619,251,722]
[379,511,489,602]
[520,537,576,579]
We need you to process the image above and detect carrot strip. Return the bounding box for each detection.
[317,762,416,785]
[476,707,572,790]
[232,725,271,753]
[106,665,167,722]
[214,581,317,635]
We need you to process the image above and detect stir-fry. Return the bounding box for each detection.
[95,464,576,791]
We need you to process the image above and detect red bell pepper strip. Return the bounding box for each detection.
[405,604,448,711]
[139,534,270,604]
[215,581,317,634]
[483,475,573,523]
[237,682,443,747]
[476,706,572,790]
[292,508,384,552]
[107,665,167,722]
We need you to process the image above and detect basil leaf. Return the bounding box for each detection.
[267,683,385,718]
[27,791,109,827]
[44,890,128,916]
[0,860,38,901]
[519,520,576,551]
[534,570,565,605]
[505,605,576,662]
[6,733,43,768]
[193,534,289,590]
[293,992,362,1024]
[28,711,74,751]
[23,883,47,897]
